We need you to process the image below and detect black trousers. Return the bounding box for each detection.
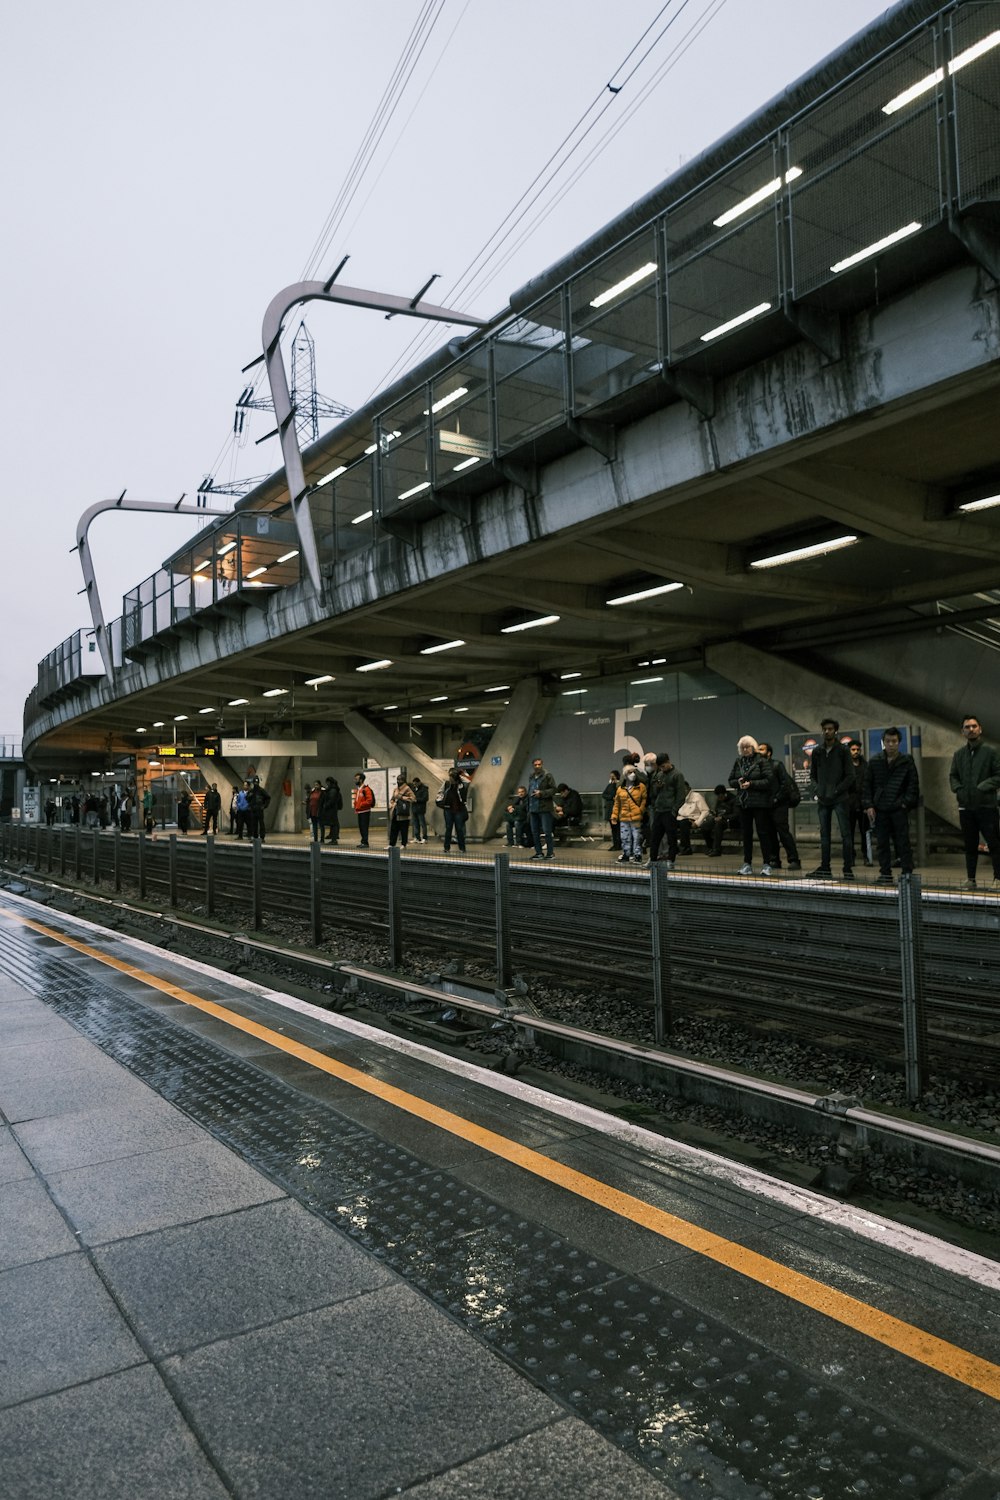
[959,807,1000,880]
[873,807,913,876]
[742,808,778,866]
[649,810,678,862]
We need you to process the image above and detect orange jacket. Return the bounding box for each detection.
[611,781,646,823]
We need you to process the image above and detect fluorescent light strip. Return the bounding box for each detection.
[198,707,214,714]
[713,166,803,228]
[356,659,393,672]
[453,457,480,472]
[631,677,663,684]
[429,695,448,703]
[136,727,146,732]
[500,614,560,634]
[607,581,683,606]
[217,541,237,555]
[228,699,249,706]
[700,302,772,342]
[398,481,431,500]
[750,534,858,569]
[277,550,299,563]
[562,689,587,696]
[316,465,347,485]
[352,510,373,524]
[560,672,582,680]
[590,262,657,308]
[426,387,469,414]
[830,222,921,274]
[174,714,188,721]
[262,688,287,698]
[152,721,164,728]
[957,495,1000,513]
[419,639,464,655]
[245,566,268,579]
[304,674,334,686]
[193,559,211,572]
[883,32,1000,115]
[484,685,510,693]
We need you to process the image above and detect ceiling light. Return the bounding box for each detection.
[419,639,464,655]
[356,659,393,672]
[606,581,683,606]
[429,695,448,702]
[425,386,469,414]
[453,456,480,471]
[830,223,921,274]
[957,494,1000,513]
[305,674,334,686]
[454,707,468,712]
[277,550,299,563]
[590,262,657,308]
[262,688,287,697]
[352,510,373,524]
[411,714,423,720]
[381,704,398,711]
[701,302,772,342]
[217,540,237,555]
[198,707,214,714]
[365,430,400,455]
[749,534,858,569]
[500,614,560,633]
[228,698,249,706]
[148,760,160,767]
[562,688,587,696]
[631,677,664,684]
[480,722,493,728]
[193,559,211,572]
[315,464,347,485]
[712,167,803,227]
[246,566,268,579]
[152,721,164,728]
[398,481,431,500]
[484,684,510,693]
[560,672,581,680]
[883,31,1000,115]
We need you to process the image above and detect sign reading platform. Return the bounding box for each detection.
[222,739,317,757]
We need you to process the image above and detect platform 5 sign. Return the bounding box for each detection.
[222,739,318,757]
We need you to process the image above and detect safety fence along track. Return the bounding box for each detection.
[4,822,999,1103]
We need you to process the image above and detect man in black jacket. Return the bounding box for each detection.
[949,714,1000,888]
[862,727,919,885]
[808,718,855,879]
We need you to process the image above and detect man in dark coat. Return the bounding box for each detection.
[948,714,1000,888]
[808,718,855,878]
[862,727,919,885]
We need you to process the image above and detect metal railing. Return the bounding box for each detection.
[5,819,995,1103]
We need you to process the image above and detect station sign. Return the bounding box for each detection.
[222,739,317,757]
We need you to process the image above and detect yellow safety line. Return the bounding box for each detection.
[6,906,1000,1401]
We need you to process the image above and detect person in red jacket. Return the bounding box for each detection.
[352,772,376,847]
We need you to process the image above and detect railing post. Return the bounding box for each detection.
[387,845,402,967]
[46,826,53,875]
[59,828,66,878]
[92,830,100,887]
[168,833,178,907]
[309,839,322,947]
[495,851,512,989]
[75,829,83,882]
[113,828,121,892]
[206,834,216,919]
[138,831,147,900]
[650,861,672,1044]
[898,872,927,1102]
[251,838,263,930]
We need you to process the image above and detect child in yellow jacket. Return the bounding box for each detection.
[611,772,647,863]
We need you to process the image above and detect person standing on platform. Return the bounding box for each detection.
[603,770,621,850]
[847,739,872,866]
[177,792,192,835]
[863,727,919,885]
[527,756,557,861]
[321,777,342,844]
[647,752,686,867]
[757,743,802,871]
[808,718,855,878]
[202,782,221,836]
[948,714,1000,889]
[307,781,324,841]
[437,768,468,853]
[234,783,250,839]
[410,777,428,843]
[248,778,270,842]
[729,735,778,876]
[610,765,646,863]
[352,772,375,847]
[388,775,415,848]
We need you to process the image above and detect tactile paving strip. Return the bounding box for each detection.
[0,928,979,1498]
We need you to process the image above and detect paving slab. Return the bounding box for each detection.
[0,1176,79,1271]
[14,1093,206,1175]
[0,1126,34,1185]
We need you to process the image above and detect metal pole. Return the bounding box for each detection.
[912,724,926,868]
[46,826,53,874]
[898,872,928,1102]
[168,834,178,908]
[650,861,673,1044]
[138,831,147,900]
[309,838,322,947]
[251,838,263,930]
[59,828,66,878]
[113,828,121,892]
[92,829,100,887]
[206,834,216,919]
[495,850,512,989]
[387,845,402,968]
[75,828,83,882]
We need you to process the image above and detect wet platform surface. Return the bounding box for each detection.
[0,892,998,1500]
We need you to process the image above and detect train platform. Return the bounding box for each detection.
[0,890,997,1500]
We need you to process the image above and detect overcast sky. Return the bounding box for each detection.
[0,0,893,739]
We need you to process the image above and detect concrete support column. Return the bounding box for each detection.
[705,641,959,826]
[466,678,550,842]
[343,710,445,787]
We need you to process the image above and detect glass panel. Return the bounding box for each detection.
[952,4,1000,209]
[569,230,662,411]
[313,456,376,565]
[432,380,492,485]
[493,296,567,453]
[789,30,944,298]
[377,389,430,519]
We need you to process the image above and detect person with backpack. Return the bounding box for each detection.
[610,765,647,864]
[436,768,469,853]
[321,777,342,844]
[758,742,802,871]
[352,772,375,846]
[409,776,429,843]
[234,782,251,839]
[306,780,324,841]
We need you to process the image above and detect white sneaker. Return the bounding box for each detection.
[738,863,753,875]
[761,864,772,876]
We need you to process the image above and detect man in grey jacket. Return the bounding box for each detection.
[949,714,1000,888]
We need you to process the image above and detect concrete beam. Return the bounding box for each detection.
[466,677,550,842]
[342,710,444,788]
[704,640,960,827]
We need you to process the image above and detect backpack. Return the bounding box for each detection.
[235,790,249,812]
